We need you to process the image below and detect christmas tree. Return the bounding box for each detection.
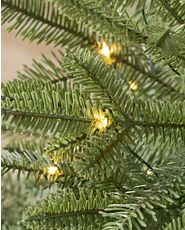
[1,0,185,229]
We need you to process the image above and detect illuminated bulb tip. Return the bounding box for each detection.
[100,42,110,57]
[97,116,108,131]
[129,81,138,90]
[47,166,58,175]
[146,169,153,176]
[93,110,111,132]
[101,117,108,128]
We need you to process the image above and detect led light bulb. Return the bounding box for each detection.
[94,111,109,132]
[47,166,58,175]
[129,81,138,90]
[98,116,108,130]
[101,42,111,57]
[98,41,117,64]
[146,169,153,176]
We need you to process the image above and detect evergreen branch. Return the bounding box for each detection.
[2,109,93,123]
[63,49,185,142]
[94,138,185,198]
[2,173,32,230]
[116,118,185,129]
[73,128,155,179]
[141,12,184,73]
[23,188,121,230]
[63,49,129,117]
[145,20,185,70]
[1,108,93,136]
[44,133,88,164]
[119,57,179,96]
[17,52,70,84]
[3,138,46,153]
[2,0,185,229]
[1,148,48,176]
[134,134,185,167]
[162,214,185,230]
[2,0,94,47]
[158,0,185,24]
[46,133,88,154]
[50,0,146,43]
[93,131,154,172]
[101,169,185,230]
[116,47,185,100]
[9,140,89,188]
[101,199,157,230]
[1,145,80,187]
[1,80,98,136]
[27,209,103,220]
[114,99,185,142]
[1,122,50,138]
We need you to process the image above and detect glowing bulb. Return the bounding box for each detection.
[47,166,58,175]
[97,41,117,64]
[146,169,153,176]
[93,110,110,132]
[96,117,108,132]
[129,81,138,90]
[100,42,111,57]
[98,116,108,130]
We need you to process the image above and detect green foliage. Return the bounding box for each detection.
[145,18,185,69]
[101,202,158,230]
[1,0,185,229]
[1,79,100,136]
[63,49,185,142]
[50,0,145,43]
[2,0,94,48]
[117,46,185,99]
[156,0,185,25]
[2,173,34,230]
[134,134,185,167]
[17,51,68,83]
[22,188,123,230]
[162,214,185,230]
[2,147,48,177]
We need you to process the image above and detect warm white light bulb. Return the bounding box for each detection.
[129,81,138,90]
[96,117,108,131]
[146,169,153,176]
[101,42,110,57]
[47,166,58,175]
[94,111,109,132]
[101,117,108,129]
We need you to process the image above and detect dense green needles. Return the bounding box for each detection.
[1,0,185,229]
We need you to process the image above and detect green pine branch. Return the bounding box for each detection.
[116,46,185,99]
[17,51,69,84]
[63,49,185,142]
[50,0,146,43]
[1,148,48,177]
[1,0,185,229]
[1,80,99,136]
[162,214,185,230]
[63,48,130,116]
[2,0,94,47]
[22,188,123,230]
[133,134,185,167]
[144,19,185,70]
[101,201,157,230]
[158,0,185,25]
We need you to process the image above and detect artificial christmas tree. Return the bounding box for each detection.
[1,0,185,229]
